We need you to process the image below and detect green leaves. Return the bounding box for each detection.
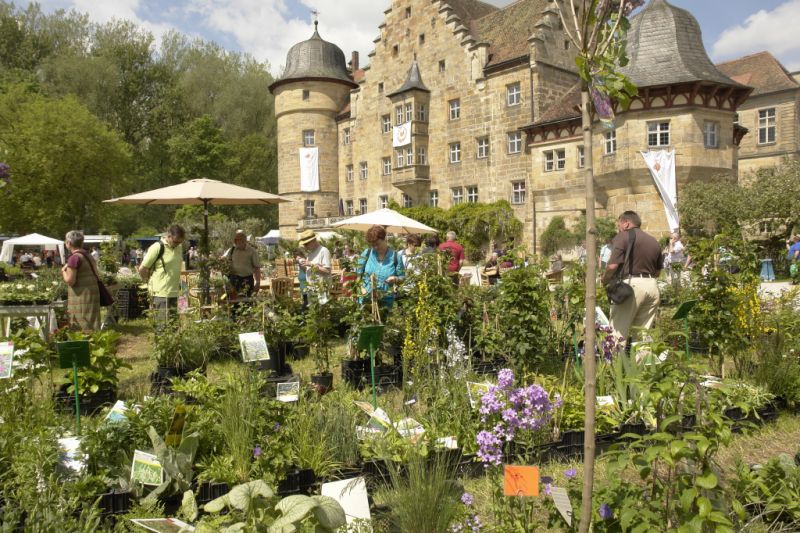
[696,469,718,490]
[268,494,346,533]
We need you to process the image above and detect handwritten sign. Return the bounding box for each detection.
[503,465,539,497]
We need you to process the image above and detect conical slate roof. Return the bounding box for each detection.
[620,0,743,88]
[388,60,430,97]
[270,23,356,91]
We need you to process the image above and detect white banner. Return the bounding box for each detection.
[392,122,412,147]
[641,150,679,231]
[299,147,319,192]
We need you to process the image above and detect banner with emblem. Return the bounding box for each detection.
[392,122,412,147]
[641,150,679,231]
[299,147,319,192]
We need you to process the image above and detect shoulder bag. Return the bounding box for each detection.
[75,250,115,307]
[605,229,636,305]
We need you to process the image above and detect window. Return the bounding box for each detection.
[382,157,392,175]
[346,165,354,182]
[477,137,489,159]
[416,103,427,122]
[439,60,446,72]
[604,130,617,155]
[429,190,439,207]
[359,198,367,213]
[392,45,399,57]
[577,146,585,168]
[359,161,368,180]
[406,147,414,166]
[507,131,522,154]
[419,33,425,45]
[451,187,464,205]
[382,115,391,134]
[467,186,478,203]
[302,89,310,101]
[304,200,315,218]
[449,99,461,120]
[378,82,384,94]
[449,142,461,163]
[303,129,315,146]
[345,200,354,216]
[704,121,719,148]
[507,82,521,106]
[342,128,350,145]
[396,106,404,125]
[564,40,570,50]
[758,108,776,144]
[417,146,427,165]
[396,149,405,168]
[734,113,740,125]
[512,181,526,204]
[405,103,413,122]
[379,195,388,209]
[405,6,411,18]
[543,149,565,171]
[403,194,412,208]
[647,121,670,147]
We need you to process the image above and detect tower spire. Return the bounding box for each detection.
[311,8,320,31]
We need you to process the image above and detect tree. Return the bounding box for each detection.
[167,115,233,182]
[678,177,744,236]
[0,84,131,235]
[540,216,576,256]
[557,1,643,529]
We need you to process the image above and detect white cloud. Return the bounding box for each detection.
[712,0,800,68]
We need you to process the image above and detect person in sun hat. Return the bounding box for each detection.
[222,230,261,298]
[298,229,332,304]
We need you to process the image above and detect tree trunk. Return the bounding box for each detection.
[579,84,598,532]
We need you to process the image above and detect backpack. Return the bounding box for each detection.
[144,241,167,272]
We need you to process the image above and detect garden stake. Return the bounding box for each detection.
[56,340,90,436]
[72,360,80,435]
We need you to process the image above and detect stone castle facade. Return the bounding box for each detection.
[269,0,799,251]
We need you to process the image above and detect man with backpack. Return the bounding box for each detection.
[222,230,262,298]
[138,225,186,322]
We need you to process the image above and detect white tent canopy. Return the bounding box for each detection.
[0,233,65,264]
[257,229,281,245]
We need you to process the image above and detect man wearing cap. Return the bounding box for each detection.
[298,230,332,303]
[222,230,261,298]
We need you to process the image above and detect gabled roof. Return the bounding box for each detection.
[531,83,582,126]
[716,52,800,96]
[475,0,549,68]
[620,0,743,89]
[387,60,429,97]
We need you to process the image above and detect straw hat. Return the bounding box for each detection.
[298,229,317,245]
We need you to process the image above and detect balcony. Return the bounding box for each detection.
[298,216,349,229]
[392,164,430,187]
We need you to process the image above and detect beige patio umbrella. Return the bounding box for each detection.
[104,178,292,303]
[332,208,437,234]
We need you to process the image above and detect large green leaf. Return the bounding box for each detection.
[228,480,274,512]
[696,470,718,490]
[272,495,315,528]
[310,495,346,530]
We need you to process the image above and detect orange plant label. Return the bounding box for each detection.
[503,465,539,497]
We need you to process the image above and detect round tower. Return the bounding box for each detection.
[269,22,356,239]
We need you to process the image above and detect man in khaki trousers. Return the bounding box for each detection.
[602,211,664,342]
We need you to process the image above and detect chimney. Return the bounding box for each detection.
[350,51,359,73]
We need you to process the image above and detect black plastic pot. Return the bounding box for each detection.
[311,372,333,394]
[723,407,744,422]
[561,430,585,446]
[619,422,648,437]
[362,459,391,485]
[292,343,310,360]
[375,364,402,392]
[97,489,131,516]
[149,365,185,396]
[472,360,499,376]
[755,405,778,424]
[341,358,369,389]
[196,481,230,504]
[595,432,619,455]
[259,373,299,399]
[298,468,316,491]
[457,453,484,478]
[277,469,301,496]
[54,383,117,416]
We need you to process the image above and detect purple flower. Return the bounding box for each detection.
[541,476,553,485]
[253,446,262,457]
[565,468,577,479]
[461,492,474,506]
[497,368,514,389]
[543,483,552,496]
[273,422,282,431]
[599,503,613,520]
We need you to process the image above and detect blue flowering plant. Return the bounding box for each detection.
[541,467,616,530]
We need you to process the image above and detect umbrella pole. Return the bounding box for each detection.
[202,199,210,306]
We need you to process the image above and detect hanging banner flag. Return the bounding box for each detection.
[392,122,412,147]
[641,150,679,231]
[299,147,319,192]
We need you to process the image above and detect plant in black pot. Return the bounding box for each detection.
[151,320,215,394]
[303,282,336,394]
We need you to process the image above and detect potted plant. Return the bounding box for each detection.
[303,284,336,393]
[150,320,217,394]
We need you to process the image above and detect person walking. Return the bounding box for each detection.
[667,231,687,287]
[138,225,186,322]
[62,231,101,331]
[222,230,262,298]
[602,211,663,343]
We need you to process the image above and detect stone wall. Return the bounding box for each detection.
[735,90,800,178]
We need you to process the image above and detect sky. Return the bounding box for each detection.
[18,0,800,74]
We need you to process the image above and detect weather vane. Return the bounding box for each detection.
[311,8,320,30]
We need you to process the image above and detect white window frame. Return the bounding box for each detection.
[403,194,412,208]
[506,82,521,106]
[451,187,464,205]
[359,198,367,213]
[544,150,555,172]
[449,99,461,120]
[449,142,461,163]
[477,137,489,159]
[405,103,413,123]
[303,129,315,146]
[345,165,354,182]
[467,186,478,203]
[604,130,617,155]
[395,106,404,126]
[382,115,391,134]
[555,149,566,170]
[359,161,368,180]
[507,132,522,154]
[577,146,585,168]
[703,121,719,149]
[758,108,776,144]
[406,147,414,166]
[416,103,427,122]
[429,190,439,207]
[511,181,526,204]
[345,200,354,216]
[396,150,405,168]
[647,121,670,147]
[417,147,427,165]
[382,157,392,175]
[379,195,388,209]
[342,128,350,145]
[304,200,315,218]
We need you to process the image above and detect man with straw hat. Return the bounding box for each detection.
[297,230,332,304]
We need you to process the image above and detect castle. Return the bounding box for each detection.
[269,0,800,250]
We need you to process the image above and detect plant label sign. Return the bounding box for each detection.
[354,401,392,432]
[131,450,164,486]
[503,465,539,497]
[276,381,300,402]
[321,477,370,525]
[467,382,492,409]
[239,332,270,362]
[58,436,85,474]
[105,400,129,423]
[129,518,195,532]
[596,395,615,407]
[550,486,573,526]
[394,417,425,440]
[0,342,13,379]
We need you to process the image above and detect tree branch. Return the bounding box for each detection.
[557,1,581,49]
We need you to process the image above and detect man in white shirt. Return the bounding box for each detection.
[298,230,332,303]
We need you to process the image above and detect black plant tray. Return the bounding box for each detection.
[277,468,301,496]
[195,481,230,505]
[54,384,117,416]
[97,489,131,516]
